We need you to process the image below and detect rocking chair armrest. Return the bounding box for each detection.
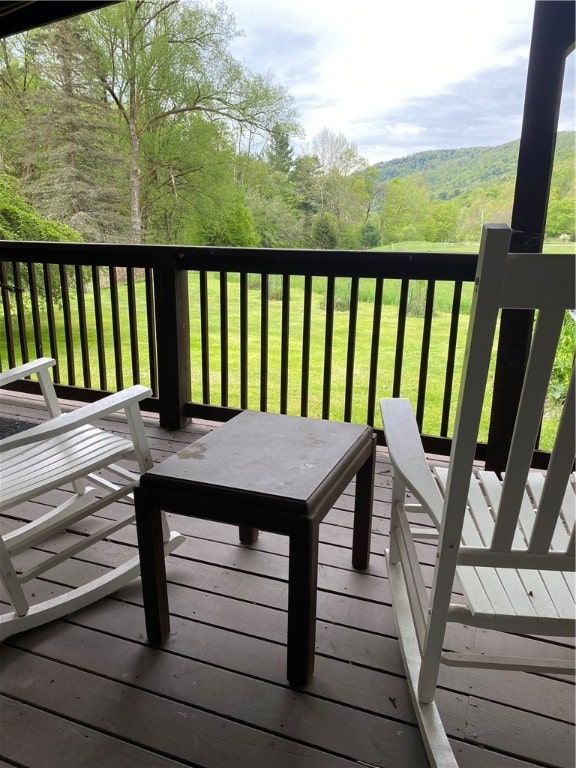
[0,357,56,388]
[380,397,444,528]
[0,385,152,450]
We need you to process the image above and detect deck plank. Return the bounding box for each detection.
[0,393,574,768]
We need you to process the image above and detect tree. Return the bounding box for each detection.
[265,123,294,175]
[310,211,338,249]
[380,176,432,243]
[202,198,260,247]
[546,196,575,239]
[1,25,130,242]
[360,218,381,248]
[290,154,322,235]
[78,0,296,243]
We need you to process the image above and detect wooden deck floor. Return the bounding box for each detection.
[0,393,574,768]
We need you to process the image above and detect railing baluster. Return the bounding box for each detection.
[260,273,269,412]
[441,281,463,436]
[28,262,43,359]
[92,265,107,390]
[59,264,75,384]
[127,267,140,384]
[75,264,91,388]
[219,271,228,406]
[240,272,248,409]
[280,274,290,414]
[367,277,384,426]
[13,262,28,364]
[199,270,210,403]
[0,261,16,368]
[301,275,312,416]
[109,266,123,390]
[145,267,158,395]
[416,280,436,428]
[43,264,59,381]
[322,276,335,420]
[344,277,359,422]
[393,279,409,398]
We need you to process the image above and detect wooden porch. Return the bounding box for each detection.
[0,391,574,768]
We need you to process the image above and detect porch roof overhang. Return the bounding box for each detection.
[0,1,120,38]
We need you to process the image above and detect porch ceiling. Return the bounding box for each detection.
[0,1,120,38]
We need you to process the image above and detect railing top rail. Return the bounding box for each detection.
[0,239,480,280]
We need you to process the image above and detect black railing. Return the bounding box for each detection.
[0,239,554,466]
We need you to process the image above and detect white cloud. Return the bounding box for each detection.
[225,0,574,163]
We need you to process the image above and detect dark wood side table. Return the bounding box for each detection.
[134,410,376,686]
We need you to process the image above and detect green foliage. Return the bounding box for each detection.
[373,132,574,244]
[1,0,573,254]
[203,199,260,247]
[360,219,381,248]
[374,140,521,199]
[310,211,338,249]
[0,173,82,242]
[265,124,295,174]
[546,196,575,239]
[549,313,575,406]
[381,176,434,243]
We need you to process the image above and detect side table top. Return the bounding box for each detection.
[141,410,372,503]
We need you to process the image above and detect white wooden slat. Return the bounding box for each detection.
[19,511,136,582]
[3,422,132,466]
[479,471,560,617]
[1,429,133,508]
[3,489,101,553]
[529,369,575,553]
[433,468,518,617]
[539,571,576,620]
[1,425,127,471]
[524,472,576,613]
[492,308,566,552]
[527,472,573,552]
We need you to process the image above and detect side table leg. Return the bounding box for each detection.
[134,485,170,644]
[239,525,259,544]
[352,434,376,570]
[287,520,319,687]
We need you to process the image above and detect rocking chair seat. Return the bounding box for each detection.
[1,424,133,508]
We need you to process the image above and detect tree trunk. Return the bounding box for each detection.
[129,122,142,244]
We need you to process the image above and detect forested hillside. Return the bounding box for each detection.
[373,132,575,241]
[374,132,575,200]
[0,0,573,248]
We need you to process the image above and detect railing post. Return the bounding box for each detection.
[485,0,575,472]
[153,252,190,429]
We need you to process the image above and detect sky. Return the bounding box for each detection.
[225,0,575,164]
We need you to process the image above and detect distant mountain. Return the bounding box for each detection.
[372,131,575,200]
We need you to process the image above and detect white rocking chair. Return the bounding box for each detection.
[380,224,575,767]
[0,357,184,640]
